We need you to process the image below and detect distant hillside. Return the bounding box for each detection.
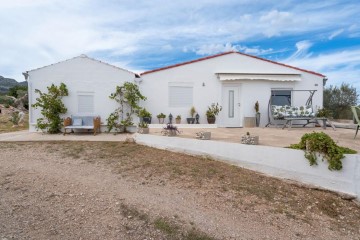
[0,76,27,94]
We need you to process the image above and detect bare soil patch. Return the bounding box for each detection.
[0,142,359,239]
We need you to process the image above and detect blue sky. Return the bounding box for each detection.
[0,0,359,91]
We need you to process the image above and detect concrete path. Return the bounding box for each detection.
[0,131,130,142]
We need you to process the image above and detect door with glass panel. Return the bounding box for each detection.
[222,86,241,127]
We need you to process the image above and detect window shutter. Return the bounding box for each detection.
[78,95,94,113]
[169,86,193,107]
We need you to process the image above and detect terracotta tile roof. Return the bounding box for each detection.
[140,51,325,77]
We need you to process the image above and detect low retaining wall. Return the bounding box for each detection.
[135,134,360,200]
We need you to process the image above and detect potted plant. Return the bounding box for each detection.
[122,119,137,133]
[163,123,179,136]
[175,115,181,124]
[157,113,166,124]
[255,101,260,127]
[187,106,196,124]
[139,108,152,124]
[138,121,149,134]
[206,103,222,124]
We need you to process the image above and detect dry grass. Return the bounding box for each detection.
[2,141,360,235]
[0,112,29,133]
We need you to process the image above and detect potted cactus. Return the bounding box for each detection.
[255,101,260,127]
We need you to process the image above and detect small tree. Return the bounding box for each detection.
[8,85,28,98]
[32,83,68,133]
[324,83,358,119]
[107,82,146,132]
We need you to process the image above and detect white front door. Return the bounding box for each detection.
[222,86,241,127]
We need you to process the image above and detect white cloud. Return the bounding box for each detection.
[284,46,360,91]
[0,0,359,82]
[348,24,358,31]
[240,46,274,55]
[195,43,237,55]
[161,44,173,51]
[195,43,275,56]
[328,29,344,40]
[259,10,294,37]
[286,40,313,61]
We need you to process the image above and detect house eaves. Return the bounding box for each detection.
[22,54,139,80]
[140,51,325,78]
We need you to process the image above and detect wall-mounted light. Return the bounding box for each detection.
[134,76,143,83]
[202,82,205,87]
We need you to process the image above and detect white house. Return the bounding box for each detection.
[24,51,326,132]
[23,54,139,132]
[140,51,326,127]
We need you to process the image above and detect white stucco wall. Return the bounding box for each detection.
[140,52,324,127]
[27,56,137,132]
[135,134,360,200]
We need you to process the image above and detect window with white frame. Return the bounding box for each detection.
[168,83,193,107]
[271,89,292,106]
[78,92,94,113]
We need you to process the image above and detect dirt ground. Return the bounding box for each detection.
[0,141,359,240]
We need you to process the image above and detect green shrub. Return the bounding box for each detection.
[139,108,152,118]
[32,83,68,134]
[10,112,20,125]
[289,132,356,170]
[157,113,166,118]
[0,96,14,107]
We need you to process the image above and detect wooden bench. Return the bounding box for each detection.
[63,115,101,135]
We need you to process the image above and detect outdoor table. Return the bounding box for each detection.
[282,117,336,130]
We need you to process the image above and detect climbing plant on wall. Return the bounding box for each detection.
[32,83,69,134]
[106,82,146,132]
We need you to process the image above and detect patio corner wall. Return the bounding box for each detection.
[135,134,360,200]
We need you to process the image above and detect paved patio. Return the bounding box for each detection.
[0,126,359,153]
[150,126,360,153]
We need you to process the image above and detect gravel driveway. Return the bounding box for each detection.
[0,142,359,240]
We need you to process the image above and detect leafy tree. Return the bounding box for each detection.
[32,83,68,133]
[8,85,28,98]
[107,82,146,132]
[324,83,358,119]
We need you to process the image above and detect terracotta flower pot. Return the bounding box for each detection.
[207,117,216,124]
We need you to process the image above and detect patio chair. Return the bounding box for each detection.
[351,106,360,139]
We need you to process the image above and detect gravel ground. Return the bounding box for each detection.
[0,142,359,240]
